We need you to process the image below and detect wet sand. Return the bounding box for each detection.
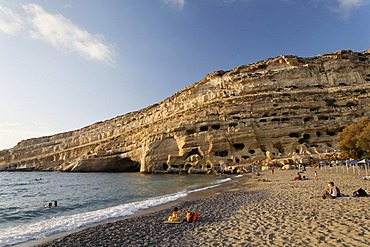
[35,168,370,246]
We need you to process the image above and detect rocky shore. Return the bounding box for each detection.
[35,168,370,246]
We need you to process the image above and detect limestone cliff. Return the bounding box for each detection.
[1,49,370,173]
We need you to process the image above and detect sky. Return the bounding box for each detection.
[0,0,369,150]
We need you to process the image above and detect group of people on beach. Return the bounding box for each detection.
[292,165,320,181]
[293,172,308,181]
[292,167,368,199]
[321,181,368,198]
[292,168,341,199]
[167,207,199,223]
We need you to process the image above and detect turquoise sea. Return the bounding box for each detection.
[0,172,237,246]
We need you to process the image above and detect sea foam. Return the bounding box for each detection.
[0,191,188,246]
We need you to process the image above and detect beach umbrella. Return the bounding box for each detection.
[358,159,370,164]
[358,159,370,177]
[355,159,370,177]
[346,160,358,174]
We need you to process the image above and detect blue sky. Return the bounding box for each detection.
[0,0,369,150]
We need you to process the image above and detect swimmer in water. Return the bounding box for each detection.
[44,201,58,208]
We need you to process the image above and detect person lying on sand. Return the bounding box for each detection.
[353,188,368,197]
[321,181,340,199]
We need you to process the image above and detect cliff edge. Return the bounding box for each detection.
[1,49,369,173]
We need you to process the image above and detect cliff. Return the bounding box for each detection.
[1,49,370,173]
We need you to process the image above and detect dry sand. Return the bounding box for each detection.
[35,168,370,247]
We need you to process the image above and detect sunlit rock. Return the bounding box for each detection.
[0,49,369,172]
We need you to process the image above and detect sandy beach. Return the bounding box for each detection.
[34,168,370,247]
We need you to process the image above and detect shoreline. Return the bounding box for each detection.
[31,168,370,246]
[18,174,253,247]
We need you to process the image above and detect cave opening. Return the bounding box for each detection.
[200,126,208,132]
[298,138,305,144]
[186,148,203,158]
[289,133,300,138]
[89,157,141,172]
[327,131,336,136]
[186,129,196,135]
[211,124,221,130]
[162,163,168,170]
[233,143,245,151]
[215,151,228,157]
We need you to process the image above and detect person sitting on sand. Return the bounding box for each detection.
[335,184,341,196]
[322,181,340,199]
[185,210,199,223]
[293,172,302,181]
[168,207,181,222]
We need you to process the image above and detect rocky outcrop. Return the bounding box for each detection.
[1,49,370,173]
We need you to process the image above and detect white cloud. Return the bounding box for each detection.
[163,0,185,9]
[332,0,367,17]
[0,5,24,35]
[338,0,364,8]
[337,0,364,11]
[23,4,115,65]
[0,3,115,65]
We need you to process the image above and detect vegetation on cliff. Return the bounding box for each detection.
[338,118,370,159]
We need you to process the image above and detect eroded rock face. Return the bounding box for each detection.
[1,50,370,173]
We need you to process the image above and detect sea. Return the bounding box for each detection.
[0,172,238,246]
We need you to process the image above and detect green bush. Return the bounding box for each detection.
[338,118,370,159]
